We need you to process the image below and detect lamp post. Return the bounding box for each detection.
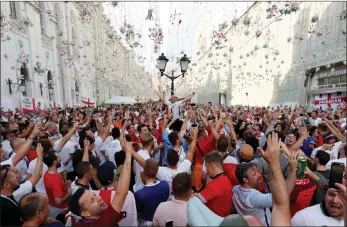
[157,53,190,95]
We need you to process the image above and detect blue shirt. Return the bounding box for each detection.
[162,129,188,166]
[135,181,170,222]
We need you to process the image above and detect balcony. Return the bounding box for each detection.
[308,83,347,95]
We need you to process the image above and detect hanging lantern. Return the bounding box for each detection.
[229,47,234,52]
[254,45,259,50]
[275,50,279,55]
[287,37,292,42]
[265,54,268,59]
[244,30,250,36]
[263,43,268,48]
[246,53,250,57]
[240,55,243,59]
[281,60,284,64]
[223,53,227,57]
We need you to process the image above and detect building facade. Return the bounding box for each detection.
[189,1,346,108]
[1,2,146,110]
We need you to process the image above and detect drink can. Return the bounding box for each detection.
[297,156,307,179]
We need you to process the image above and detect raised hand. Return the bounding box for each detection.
[36,143,44,157]
[258,132,281,165]
[120,133,132,154]
[32,125,42,137]
[84,139,90,151]
[288,150,299,170]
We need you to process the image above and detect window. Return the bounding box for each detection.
[341,75,347,84]
[9,2,17,19]
[318,78,328,87]
[329,76,340,86]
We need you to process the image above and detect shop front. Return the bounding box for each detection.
[308,64,347,110]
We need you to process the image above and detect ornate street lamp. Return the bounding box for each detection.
[157,53,190,95]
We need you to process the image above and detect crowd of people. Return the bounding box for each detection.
[0,93,346,227]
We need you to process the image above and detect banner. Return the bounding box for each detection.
[313,92,346,110]
[21,97,35,113]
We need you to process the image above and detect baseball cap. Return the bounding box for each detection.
[97,161,116,186]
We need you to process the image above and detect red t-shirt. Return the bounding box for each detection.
[27,150,37,162]
[99,188,117,206]
[129,134,140,152]
[44,172,69,209]
[317,135,323,147]
[194,135,217,165]
[197,175,232,217]
[223,163,265,192]
[290,178,316,217]
[75,206,124,227]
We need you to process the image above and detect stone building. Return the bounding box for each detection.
[0,2,146,109]
[189,1,346,109]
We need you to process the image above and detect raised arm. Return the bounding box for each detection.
[258,132,291,226]
[111,134,131,213]
[11,125,42,167]
[289,120,308,152]
[100,110,115,142]
[186,127,198,162]
[56,124,78,152]
[323,118,346,143]
[28,143,44,186]
[179,114,189,140]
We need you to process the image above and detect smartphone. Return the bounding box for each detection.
[329,162,345,189]
[191,123,197,128]
[165,220,173,227]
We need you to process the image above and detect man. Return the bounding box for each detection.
[1,127,16,159]
[96,161,138,226]
[133,133,153,192]
[43,152,71,219]
[137,124,163,162]
[105,127,122,167]
[69,134,133,226]
[232,150,298,227]
[19,193,63,227]
[93,111,114,164]
[135,158,170,226]
[54,126,76,181]
[195,151,232,217]
[153,172,192,227]
[291,186,345,226]
[71,161,93,194]
[1,143,43,227]
[161,92,195,119]
[326,142,347,169]
[156,127,197,200]
[46,122,59,141]
[311,133,343,160]
[311,150,331,205]
[309,110,322,126]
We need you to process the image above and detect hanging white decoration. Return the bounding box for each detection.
[255,30,262,38]
[263,43,268,48]
[240,55,243,59]
[243,17,251,26]
[311,14,319,23]
[265,54,268,59]
[244,30,250,36]
[231,18,240,26]
[254,45,259,50]
[229,47,234,52]
[287,37,292,42]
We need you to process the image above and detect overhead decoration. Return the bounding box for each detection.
[243,16,251,26]
[146,8,154,20]
[112,2,118,7]
[79,3,92,23]
[339,9,346,20]
[255,30,262,38]
[311,14,319,23]
[231,18,240,26]
[169,10,182,25]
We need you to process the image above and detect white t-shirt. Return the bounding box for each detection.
[71,180,92,195]
[133,149,151,192]
[291,203,345,226]
[311,141,343,160]
[54,140,76,172]
[93,136,106,164]
[1,157,14,166]
[165,99,184,119]
[326,158,346,170]
[105,139,122,167]
[10,153,27,182]
[309,117,322,126]
[157,159,192,200]
[13,181,33,202]
[1,140,13,159]
[27,158,64,195]
[69,133,80,148]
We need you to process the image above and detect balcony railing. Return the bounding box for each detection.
[311,83,347,90]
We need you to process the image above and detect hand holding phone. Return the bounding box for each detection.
[329,162,345,189]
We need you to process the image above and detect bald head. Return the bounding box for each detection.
[144,158,159,178]
[240,144,254,161]
[19,193,48,222]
